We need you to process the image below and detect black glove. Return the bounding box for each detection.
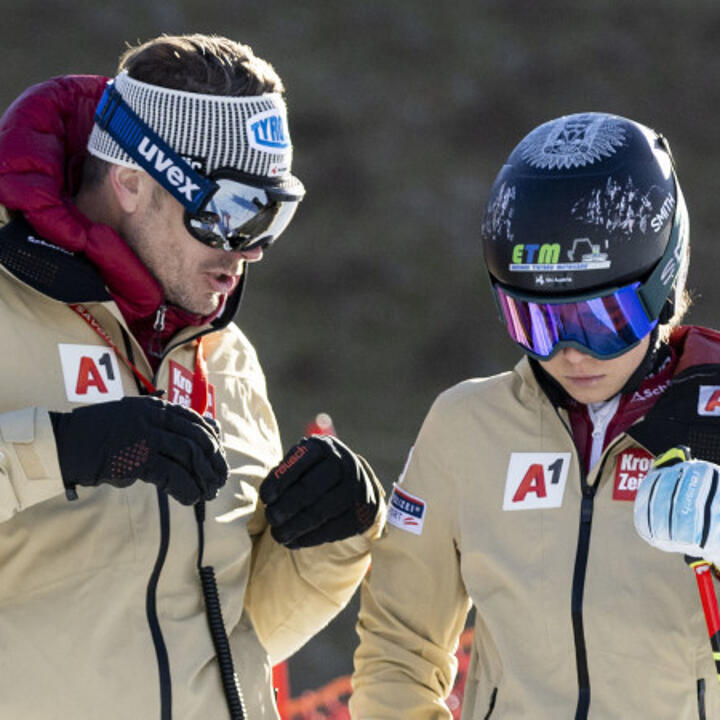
[259,435,381,549]
[50,396,228,505]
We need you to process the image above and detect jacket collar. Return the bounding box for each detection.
[0,213,244,335]
[0,74,245,338]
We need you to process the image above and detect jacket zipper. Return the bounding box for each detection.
[698,678,706,720]
[553,404,615,720]
[148,304,168,359]
[147,491,173,720]
[571,474,594,720]
[121,326,173,719]
[126,309,240,720]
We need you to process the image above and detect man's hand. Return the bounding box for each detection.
[50,396,228,505]
[260,435,382,549]
[634,446,720,561]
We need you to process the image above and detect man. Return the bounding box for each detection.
[0,34,384,719]
[351,112,720,718]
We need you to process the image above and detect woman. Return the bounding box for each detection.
[350,112,720,719]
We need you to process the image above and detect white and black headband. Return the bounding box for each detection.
[87,71,294,180]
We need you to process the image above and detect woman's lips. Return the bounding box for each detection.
[564,374,605,386]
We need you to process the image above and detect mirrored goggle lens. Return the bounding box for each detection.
[187,177,300,252]
[495,282,657,359]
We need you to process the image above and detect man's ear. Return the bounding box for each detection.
[108,165,147,213]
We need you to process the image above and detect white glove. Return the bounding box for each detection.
[634,451,720,562]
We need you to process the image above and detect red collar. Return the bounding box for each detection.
[0,75,223,357]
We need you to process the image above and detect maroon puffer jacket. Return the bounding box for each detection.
[0,75,214,354]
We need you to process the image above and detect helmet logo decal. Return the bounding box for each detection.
[519,115,627,170]
[571,177,670,236]
[510,237,611,273]
[567,237,610,265]
[482,182,516,242]
[650,193,676,233]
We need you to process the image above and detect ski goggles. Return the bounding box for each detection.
[93,80,305,252]
[184,170,304,252]
[494,281,658,360]
[492,193,687,360]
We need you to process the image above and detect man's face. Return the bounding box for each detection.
[121,183,263,315]
[537,334,651,404]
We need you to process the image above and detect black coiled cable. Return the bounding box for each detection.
[195,501,248,720]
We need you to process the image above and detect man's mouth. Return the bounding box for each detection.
[206,272,240,294]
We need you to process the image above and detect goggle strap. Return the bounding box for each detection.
[637,183,686,319]
[94,82,216,213]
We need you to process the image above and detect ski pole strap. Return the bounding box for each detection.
[686,556,720,685]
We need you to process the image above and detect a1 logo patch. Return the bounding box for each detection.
[613,447,653,501]
[503,452,571,511]
[58,344,124,403]
[698,386,720,416]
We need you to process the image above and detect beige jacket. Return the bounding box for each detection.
[351,356,720,719]
[0,225,382,719]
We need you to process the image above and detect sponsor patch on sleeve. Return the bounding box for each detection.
[698,386,720,416]
[388,484,427,535]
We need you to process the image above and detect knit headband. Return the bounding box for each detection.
[87,71,293,178]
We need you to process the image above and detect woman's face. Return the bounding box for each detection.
[537,334,651,404]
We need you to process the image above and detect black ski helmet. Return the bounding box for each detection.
[481,112,688,323]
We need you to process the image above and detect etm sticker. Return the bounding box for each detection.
[503,452,571,511]
[58,344,124,403]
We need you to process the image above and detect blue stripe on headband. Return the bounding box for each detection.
[94,81,216,213]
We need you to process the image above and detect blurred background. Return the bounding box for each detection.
[4,0,720,703]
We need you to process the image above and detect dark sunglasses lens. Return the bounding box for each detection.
[186,176,300,251]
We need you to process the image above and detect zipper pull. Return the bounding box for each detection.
[148,304,167,358]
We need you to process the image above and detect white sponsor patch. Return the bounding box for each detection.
[388,484,427,535]
[58,344,124,403]
[698,386,720,416]
[503,452,571,511]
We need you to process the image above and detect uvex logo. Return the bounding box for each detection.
[273,445,308,478]
[137,137,201,202]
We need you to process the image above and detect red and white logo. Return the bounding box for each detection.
[58,344,124,403]
[613,447,653,501]
[503,452,571,511]
[388,484,427,535]
[698,386,720,416]
[168,360,216,419]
